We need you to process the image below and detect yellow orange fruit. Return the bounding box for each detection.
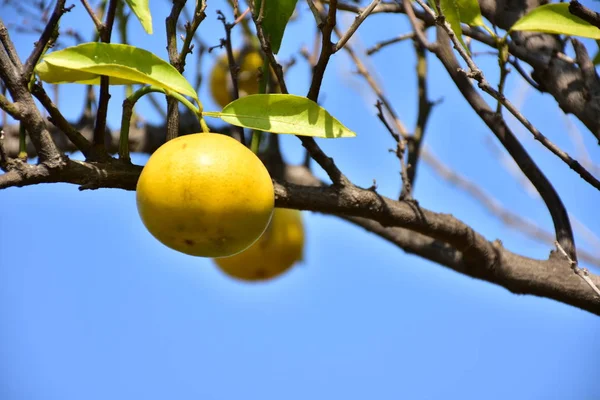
[214,208,304,281]
[136,132,275,258]
[209,49,267,108]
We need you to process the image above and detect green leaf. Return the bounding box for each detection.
[455,0,485,27]
[594,50,600,65]
[212,94,356,138]
[35,42,197,101]
[440,0,469,51]
[510,3,600,39]
[124,0,153,34]
[254,0,297,54]
[35,61,139,85]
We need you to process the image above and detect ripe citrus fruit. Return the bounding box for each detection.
[210,48,272,108]
[214,208,304,281]
[136,132,275,258]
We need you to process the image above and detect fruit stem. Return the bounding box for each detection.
[120,86,207,161]
[250,129,261,154]
[119,85,166,162]
[165,90,209,134]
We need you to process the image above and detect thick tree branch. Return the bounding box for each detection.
[31,83,92,157]
[1,160,599,315]
[0,20,61,163]
[431,28,577,262]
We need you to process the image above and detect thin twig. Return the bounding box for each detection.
[23,0,73,82]
[253,0,349,186]
[306,0,324,28]
[215,10,245,145]
[407,38,436,187]
[92,0,118,154]
[509,57,540,91]
[415,0,597,195]
[366,32,414,55]
[331,23,409,138]
[306,0,337,101]
[429,11,578,263]
[422,148,600,267]
[376,100,411,199]
[334,0,381,52]
[402,0,431,49]
[80,0,104,32]
[177,0,207,71]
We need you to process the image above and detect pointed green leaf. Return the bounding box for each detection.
[214,94,356,138]
[35,61,139,85]
[455,0,485,27]
[510,3,600,39]
[35,42,197,101]
[254,0,298,54]
[125,0,153,34]
[440,0,469,51]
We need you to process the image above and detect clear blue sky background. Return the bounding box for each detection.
[1,1,600,399]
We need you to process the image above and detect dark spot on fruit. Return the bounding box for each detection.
[184,239,195,246]
[176,224,185,232]
[255,267,268,279]
[182,143,187,149]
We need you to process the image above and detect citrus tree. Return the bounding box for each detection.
[1,0,600,315]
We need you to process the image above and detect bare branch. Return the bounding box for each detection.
[432,26,578,264]
[0,148,599,314]
[23,0,73,82]
[568,0,600,30]
[306,0,337,101]
[252,0,350,187]
[31,83,92,156]
[92,0,118,156]
[407,38,435,187]
[422,148,600,267]
[375,100,411,199]
[334,0,381,52]
[80,0,104,32]
[366,32,414,55]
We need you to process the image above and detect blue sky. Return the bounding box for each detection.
[1,1,600,399]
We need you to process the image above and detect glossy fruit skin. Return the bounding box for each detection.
[214,208,304,281]
[209,49,265,108]
[136,133,275,258]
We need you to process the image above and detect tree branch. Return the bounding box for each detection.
[431,26,578,263]
[252,0,350,187]
[1,159,598,315]
[334,0,380,52]
[23,0,73,82]
[568,0,600,30]
[92,0,118,155]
